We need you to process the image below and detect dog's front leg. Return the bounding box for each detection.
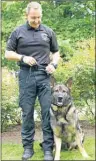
[76,130,89,158]
[54,135,62,160]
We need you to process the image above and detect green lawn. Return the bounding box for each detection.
[2,137,95,160]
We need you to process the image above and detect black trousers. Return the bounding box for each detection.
[18,66,53,151]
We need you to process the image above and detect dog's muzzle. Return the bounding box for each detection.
[52,92,71,107]
[57,96,64,106]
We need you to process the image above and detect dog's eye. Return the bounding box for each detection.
[63,90,65,92]
[55,89,58,92]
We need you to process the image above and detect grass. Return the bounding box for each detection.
[2,137,95,160]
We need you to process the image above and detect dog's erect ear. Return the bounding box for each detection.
[65,77,73,89]
[50,75,56,88]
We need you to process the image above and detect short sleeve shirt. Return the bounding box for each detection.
[6,21,59,67]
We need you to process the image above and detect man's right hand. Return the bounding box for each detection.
[23,56,37,66]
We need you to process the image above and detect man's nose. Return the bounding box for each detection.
[34,18,39,23]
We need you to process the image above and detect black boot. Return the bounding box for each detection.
[22,148,34,160]
[44,151,54,160]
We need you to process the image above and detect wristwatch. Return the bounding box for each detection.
[21,55,25,62]
[51,63,58,69]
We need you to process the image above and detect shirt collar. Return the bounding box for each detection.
[26,21,44,31]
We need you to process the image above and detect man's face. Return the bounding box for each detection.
[27,8,42,28]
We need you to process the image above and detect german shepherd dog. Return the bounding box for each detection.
[50,77,89,160]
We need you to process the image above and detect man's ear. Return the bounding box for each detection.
[65,77,73,89]
[50,75,56,88]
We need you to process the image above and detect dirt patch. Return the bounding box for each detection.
[2,121,95,144]
[79,120,95,138]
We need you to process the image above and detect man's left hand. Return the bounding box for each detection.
[46,64,55,74]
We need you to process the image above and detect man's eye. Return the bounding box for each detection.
[31,17,40,19]
[31,17,35,19]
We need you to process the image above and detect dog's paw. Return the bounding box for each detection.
[54,156,60,160]
[83,153,90,159]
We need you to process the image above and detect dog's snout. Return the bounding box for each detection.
[58,96,63,102]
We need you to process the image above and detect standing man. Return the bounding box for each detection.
[5,2,60,160]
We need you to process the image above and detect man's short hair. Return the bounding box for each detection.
[26,2,42,15]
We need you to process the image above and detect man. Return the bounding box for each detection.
[5,2,60,160]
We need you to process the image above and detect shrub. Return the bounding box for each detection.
[54,38,95,124]
[2,68,21,131]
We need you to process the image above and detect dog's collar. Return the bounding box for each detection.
[51,102,72,112]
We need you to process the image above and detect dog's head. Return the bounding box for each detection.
[51,77,73,107]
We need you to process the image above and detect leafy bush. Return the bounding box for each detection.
[54,38,95,124]
[2,68,21,131]
[58,39,74,61]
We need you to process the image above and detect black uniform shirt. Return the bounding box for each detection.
[6,21,59,67]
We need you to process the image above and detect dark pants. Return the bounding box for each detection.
[19,66,53,151]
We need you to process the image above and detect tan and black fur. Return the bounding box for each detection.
[50,77,89,160]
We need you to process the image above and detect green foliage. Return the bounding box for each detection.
[54,38,95,123]
[58,39,74,61]
[2,1,27,70]
[2,68,20,131]
[42,0,95,60]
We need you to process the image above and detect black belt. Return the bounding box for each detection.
[20,64,49,83]
[20,64,48,71]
